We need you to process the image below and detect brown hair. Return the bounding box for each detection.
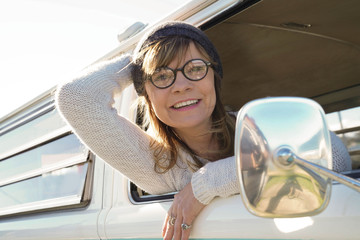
[138,36,235,173]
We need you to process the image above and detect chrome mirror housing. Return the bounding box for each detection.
[235,97,332,218]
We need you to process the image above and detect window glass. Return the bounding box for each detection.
[0,109,67,157]
[0,163,88,209]
[326,106,360,131]
[0,132,91,216]
[340,131,360,169]
[342,131,360,151]
[340,107,360,129]
[326,112,342,131]
[0,134,87,181]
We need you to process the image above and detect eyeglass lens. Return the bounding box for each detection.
[151,59,210,89]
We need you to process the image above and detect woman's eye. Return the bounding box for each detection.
[155,74,168,81]
[190,66,205,72]
[153,70,172,82]
[187,65,206,75]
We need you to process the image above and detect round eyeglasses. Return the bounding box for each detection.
[150,59,212,89]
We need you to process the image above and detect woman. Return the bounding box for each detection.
[56,21,239,240]
[56,21,351,240]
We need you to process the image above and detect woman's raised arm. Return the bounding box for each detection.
[56,54,180,194]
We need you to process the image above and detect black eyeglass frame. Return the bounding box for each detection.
[149,58,212,89]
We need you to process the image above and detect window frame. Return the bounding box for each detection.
[0,98,95,218]
[127,181,175,205]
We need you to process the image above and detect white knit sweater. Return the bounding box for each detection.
[55,54,351,205]
[55,54,239,205]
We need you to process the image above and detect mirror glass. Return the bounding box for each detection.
[235,97,332,218]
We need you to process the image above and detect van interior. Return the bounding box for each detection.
[199,0,360,170]
[203,0,360,113]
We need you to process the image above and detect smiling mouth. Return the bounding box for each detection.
[172,99,199,109]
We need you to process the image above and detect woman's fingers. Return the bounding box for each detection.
[164,222,175,240]
[173,215,183,240]
[164,216,192,240]
[163,183,206,240]
[162,214,169,237]
[180,222,192,240]
[163,209,176,239]
[164,203,184,240]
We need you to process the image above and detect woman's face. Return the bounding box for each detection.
[144,42,216,133]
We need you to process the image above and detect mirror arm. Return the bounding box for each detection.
[278,148,360,193]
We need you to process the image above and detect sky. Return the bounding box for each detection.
[0,0,185,119]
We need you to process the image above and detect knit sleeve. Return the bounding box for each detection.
[191,130,352,205]
[191,156,240,205]
[330,131,352,172]
[55,54,178,195]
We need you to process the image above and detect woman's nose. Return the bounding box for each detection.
[171,71,192,93]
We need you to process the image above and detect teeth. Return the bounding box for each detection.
[173,100,198,109]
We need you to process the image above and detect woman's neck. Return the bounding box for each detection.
[174,126,219,161]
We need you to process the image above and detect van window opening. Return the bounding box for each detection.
[0,103,93,218]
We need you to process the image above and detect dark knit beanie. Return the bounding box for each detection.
[131,21,223,96]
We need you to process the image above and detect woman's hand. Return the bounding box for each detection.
[162,182,206,240]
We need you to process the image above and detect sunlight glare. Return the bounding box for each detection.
[274,217,314,233]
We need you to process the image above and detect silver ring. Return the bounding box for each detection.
[181,223,191,230]
[169,216,176,226]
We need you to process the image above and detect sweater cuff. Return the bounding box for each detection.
[191,168,213,205]
[191,156,239,205]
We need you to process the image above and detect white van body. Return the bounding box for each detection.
[1,0,359,239]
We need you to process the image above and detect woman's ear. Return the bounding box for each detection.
[131,61,147,96]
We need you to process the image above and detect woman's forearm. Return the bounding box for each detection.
[191,156,240,205]
[55,54,177,194]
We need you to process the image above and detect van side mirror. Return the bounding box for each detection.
[235,97,332,218]
[235,97,360,218]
